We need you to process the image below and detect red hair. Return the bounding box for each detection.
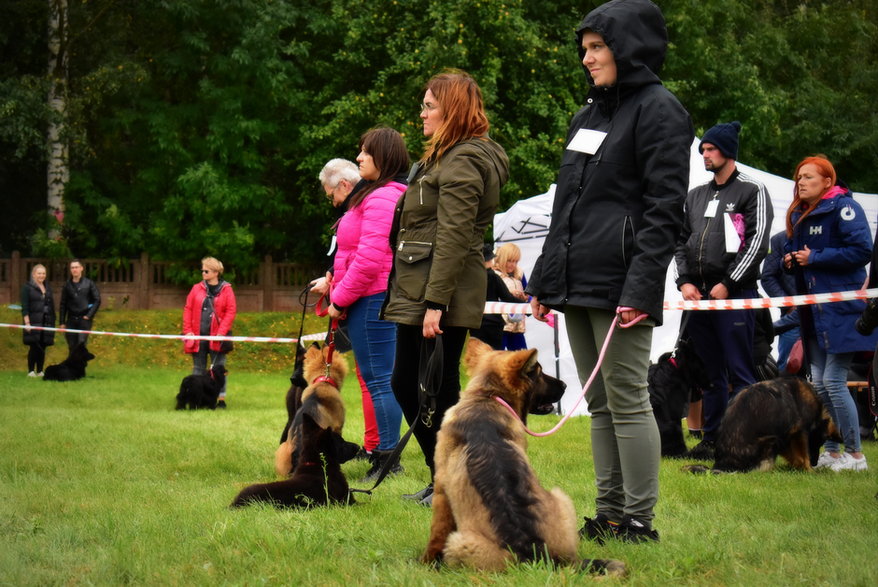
[785,156,837,238]
[421,70,490,164]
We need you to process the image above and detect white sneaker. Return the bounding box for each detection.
[36,372,44,377]
[27,371,36,377]
[829,453,868,472]
[814,451,838,469]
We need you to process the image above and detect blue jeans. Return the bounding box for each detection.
[806,339,860,453]
[776,327,799,373]
[345,292,401,451]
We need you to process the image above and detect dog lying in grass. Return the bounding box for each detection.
[684,376,841,473]
[422,339,626,576]
[43,344,95,382]
[274,343,359,476]
[231,412,353,508]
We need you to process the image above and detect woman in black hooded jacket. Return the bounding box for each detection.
[528,0,693,543]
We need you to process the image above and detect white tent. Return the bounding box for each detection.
[493,138,878,415]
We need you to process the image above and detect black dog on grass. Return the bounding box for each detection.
[231,412,354,509]
[684,377,840,473]
[43,344,96,382]
[175,365,227,410]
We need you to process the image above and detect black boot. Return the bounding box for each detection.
[359,449,404,483]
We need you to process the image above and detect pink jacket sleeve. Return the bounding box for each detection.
[331,184,400,308]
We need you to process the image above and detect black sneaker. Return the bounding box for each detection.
[579,514,620,545]
[216,400,227,409]
[402,483,433,502]
[358,450,404,483]
[684,438,715,460]
[617,516,659,543]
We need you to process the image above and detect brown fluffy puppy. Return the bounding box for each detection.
[422,339,626,576]
[231,412,353,508]
[687,376,841,473]
[274,343,351,477]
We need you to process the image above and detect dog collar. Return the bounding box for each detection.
[313,375,337,387]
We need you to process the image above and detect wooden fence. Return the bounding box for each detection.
[0,252,325,313]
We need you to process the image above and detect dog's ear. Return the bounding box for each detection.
[464,338,491,373]
[301,412,320,434]
[304,344,322,362]
[509,348,539,377]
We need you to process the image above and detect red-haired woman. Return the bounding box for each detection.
[784,156,876,472]
[382,70,509,505]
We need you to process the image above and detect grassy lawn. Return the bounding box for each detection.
[1,307,876,585]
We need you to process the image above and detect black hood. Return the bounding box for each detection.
[576,0,667,91]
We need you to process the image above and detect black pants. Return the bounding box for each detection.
[391,323,468,476]
[65,316,90,351]
[27,344,46,372]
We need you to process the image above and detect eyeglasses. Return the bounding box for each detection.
[420,102,438,113]
[201,269,212,274]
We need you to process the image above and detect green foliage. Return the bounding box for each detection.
[2,0,878,266]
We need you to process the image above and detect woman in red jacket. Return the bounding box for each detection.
[183,257,237,408]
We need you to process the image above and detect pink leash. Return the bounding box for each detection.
[493,307,647,437]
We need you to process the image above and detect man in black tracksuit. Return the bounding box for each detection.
[59,259,101,351]
[674,121,772,458]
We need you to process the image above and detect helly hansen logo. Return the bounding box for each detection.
[810,226,822,235]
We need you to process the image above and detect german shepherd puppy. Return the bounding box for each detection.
[274,343,358,476]
[43,344,96,382]
[175,364,227,410]
[423,339,626,576]
[686,377,841,473]
[231,412,353,508]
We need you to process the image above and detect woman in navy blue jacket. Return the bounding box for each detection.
[784,156,876,472]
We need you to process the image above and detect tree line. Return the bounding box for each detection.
[2,0,876,282]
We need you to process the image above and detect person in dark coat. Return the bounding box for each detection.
[528,0,693,542]
[761,230,800,372]
[21,264,56,376]
[59,259,101,351]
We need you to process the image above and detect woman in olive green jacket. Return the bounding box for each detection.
[382,70,509,505]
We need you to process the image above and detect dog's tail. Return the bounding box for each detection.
[578,558,628,577]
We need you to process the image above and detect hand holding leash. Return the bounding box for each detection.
[616,306,648,328]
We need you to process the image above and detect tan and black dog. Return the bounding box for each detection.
[274,343,357,476]
[422,339,626,576]
[231,412,353,508]
[686,376,841,473]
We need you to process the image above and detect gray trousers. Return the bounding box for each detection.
[192,344,228,398]
[564,305,659,524]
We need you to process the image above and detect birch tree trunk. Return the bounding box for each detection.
[47,0,68,238]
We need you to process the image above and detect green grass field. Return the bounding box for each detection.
[1,307,877,585]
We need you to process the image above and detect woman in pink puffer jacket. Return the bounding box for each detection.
[327,127,410,481]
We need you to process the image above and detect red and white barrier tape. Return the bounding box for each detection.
[4,287,875,343]
[484,287,878,315]
[0,323,324,344]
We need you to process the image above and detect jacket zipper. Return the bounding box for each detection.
[397,240,432,251]
[697,191,720,290]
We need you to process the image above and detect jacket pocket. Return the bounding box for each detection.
[621,215,635,269]
[395,240,433,301]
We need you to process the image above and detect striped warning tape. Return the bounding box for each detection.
[0,323,325,344]
[4,287,875,342]
[484,287,878,315]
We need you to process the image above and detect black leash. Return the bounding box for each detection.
[350,333,443,495]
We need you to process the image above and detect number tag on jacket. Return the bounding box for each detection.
[704,199,719,218]
[567,129,607,154]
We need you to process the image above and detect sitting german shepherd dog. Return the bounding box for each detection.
[274,343,358,476]
[43,344,96,382]
[231,412,353,508]
[685,377,840,473]
[422,339,626,576]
